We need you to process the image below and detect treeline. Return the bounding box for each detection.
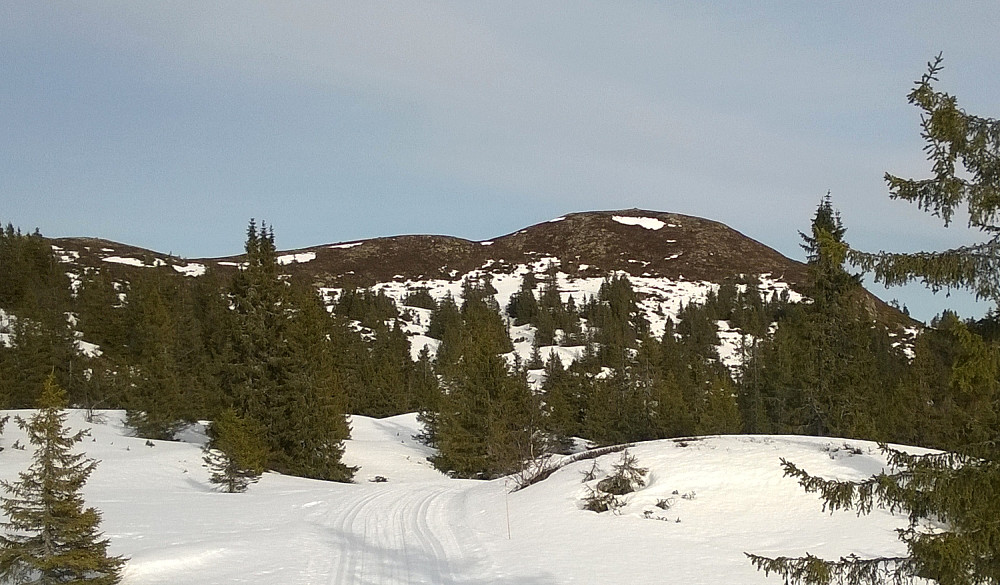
[0,221,430,481]
[2,201,998,482]
[416,196,1000,477]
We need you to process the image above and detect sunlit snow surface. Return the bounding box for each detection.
[0,410,922,585]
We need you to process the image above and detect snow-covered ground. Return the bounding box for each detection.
[0,410,920,584]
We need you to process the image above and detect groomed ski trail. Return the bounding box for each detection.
[314,483,494,585]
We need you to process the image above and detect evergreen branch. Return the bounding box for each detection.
[847,240,1000,304]
[781,458,915,517]
[745,552,916,585]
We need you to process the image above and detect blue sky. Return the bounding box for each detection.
[3,2,999,321]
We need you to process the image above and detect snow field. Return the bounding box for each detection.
[0,411,921,585]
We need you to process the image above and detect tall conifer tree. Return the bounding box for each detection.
[223,221,354,482]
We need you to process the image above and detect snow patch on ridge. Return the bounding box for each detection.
[331,242,363,249]
[172,263,206,277]
[276,252,316,265]
[612,216,666,230]
[102,256,167,268]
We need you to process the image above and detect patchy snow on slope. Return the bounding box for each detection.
[75,339,103,358]
[715,321,750,374]
[65,271,83,295]
[51,245,80,263]
[548,216,567,223]
[324,261,801,377]
[101,256,146,267]
[276,252,316,265]
[408,335,441,361]
[0,309,11,348]
[890,326,921,360]
[172,263,207,277]
[0,409,923,585]
[101,256,167,268]
[612,216,666,230]
[756,273,805,303]
[331,242,363,249]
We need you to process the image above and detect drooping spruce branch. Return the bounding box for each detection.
[745,552,916,585]
[847,240,1000,304]
[846,54,1000,307]
[750,442,1000,585]
[749,55,1000,585]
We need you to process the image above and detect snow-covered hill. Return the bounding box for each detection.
[0,410,921,584]
[46,210,915,379]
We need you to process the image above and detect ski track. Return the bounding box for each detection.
[321,484,475,585]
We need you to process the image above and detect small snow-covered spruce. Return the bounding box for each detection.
[596,449,647,496]
[203,408,269,493]
[0,375,125,584]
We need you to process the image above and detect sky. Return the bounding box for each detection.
[3,2,999,322]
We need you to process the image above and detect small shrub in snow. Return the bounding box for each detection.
[596,450,647,496]
[824,442,864,459]
[642,510,674,522]
[655,497,673,510]
[580,460,601,482]
[582,486,621,513]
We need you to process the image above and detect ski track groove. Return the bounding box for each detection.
[331,489,384,585]
[414,487,452,584]
[323,485,470,585]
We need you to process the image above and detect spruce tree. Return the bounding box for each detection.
[750,56,1000,585]
[506,272,540,325]
[0,316,75,409]
[202,408,269,493]
[540,352,581,452]
[223,221,354,482]
[0,375,125,584]
[739,196,904,439]
[121,274,186,440]
[429,285,539,477]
